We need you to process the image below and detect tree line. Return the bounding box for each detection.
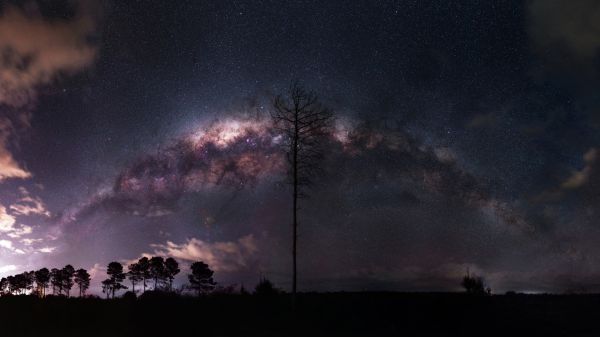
[0,266,90,297]
[0,257,216,298]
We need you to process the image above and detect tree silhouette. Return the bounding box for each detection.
[7,275,16,294]
[254,277,280,297]
[24,271,35,294]
[165,257,180,291]
[34,268,50,297]
[7,275,15,294]
[61,265,75,297]
[74,269,91,297]
[149,256,166,290]
[188,261,216,296]
[0,277,7,295]
[127,262,143,294]
[6,275,15,294]
[50,268,61,295]
[137,257,151,293]
[104,262,127,298]
[101,279,112,299]
[270,81,334,303]
[461,270,488,295]
[10,273,28,295]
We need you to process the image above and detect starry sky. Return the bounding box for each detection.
[2,0,600,294]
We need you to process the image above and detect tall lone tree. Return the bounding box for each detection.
[74,269,91,297]
[270,82,334,301]
[188,261,216,296]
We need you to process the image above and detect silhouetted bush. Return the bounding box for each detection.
[212,284,237,295]
[121,291,137,301]
[138,289,179,301]
[254,278,280,297]
[461,273,489,295]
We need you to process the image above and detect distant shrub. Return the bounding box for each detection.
[254,278,280,297]
[461,273,489,295]
[138,289,178,300]
[121,291,137,300]
[212,285,237,295]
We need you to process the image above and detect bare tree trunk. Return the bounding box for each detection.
[292,114,298,308]
[271,82,334,312]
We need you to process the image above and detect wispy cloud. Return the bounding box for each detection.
[148,234,258,273]
[0,1,100,181]
[10,195,51,217]
[0,239,24,254]
[562,148,597,189]
[0,265,17,275]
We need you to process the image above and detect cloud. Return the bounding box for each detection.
[433,147,456,164]
[0,238,24,254]
[150,234,259,272]
[0,239,12,249]
[38,246,56,253]
[0,205,16,232]
[0,204,34,238]
[0,118,30,180]
[467,113,498,129]
[10,194,50,216]
[0,265,17,274]
[529,0,600,64]
[0,1,100,182]
[562,148,597,189]
[0,2,99,108]
[6,224,32,238]
[534,148,600,203]
[88,262,106,281]
[20,238,42,245]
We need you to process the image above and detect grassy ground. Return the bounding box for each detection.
[1,292,599,336]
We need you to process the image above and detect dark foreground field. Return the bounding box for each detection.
[1,292,600,336]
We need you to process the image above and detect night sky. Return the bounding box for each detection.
[1,0,600,294]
